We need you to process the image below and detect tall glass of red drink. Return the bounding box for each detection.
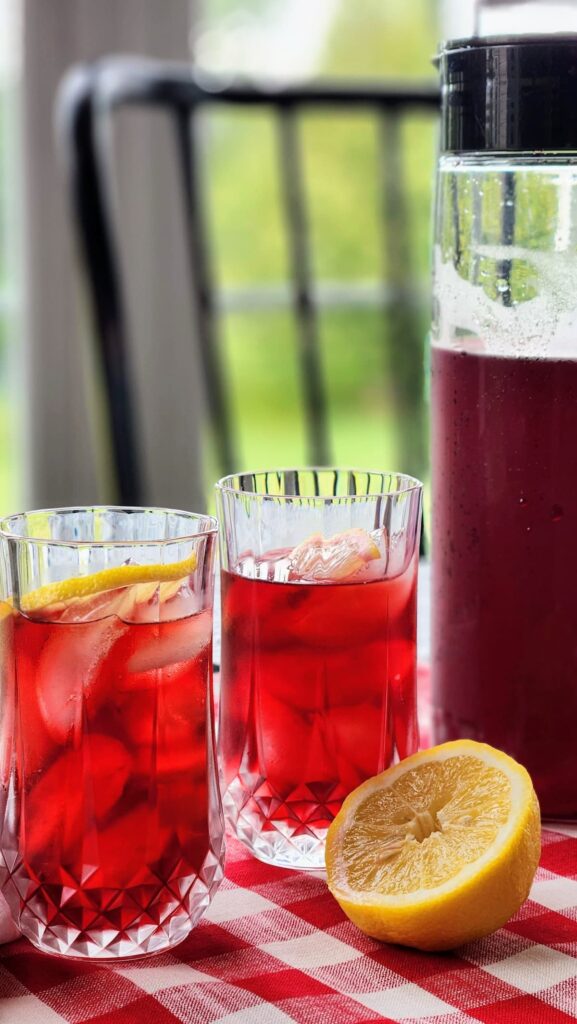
[216,469,423,870]
[0,507,224,959]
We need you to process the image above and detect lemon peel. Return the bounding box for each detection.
[20,553,197,614]
[289,528,381,581]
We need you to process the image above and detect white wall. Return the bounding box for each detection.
[22,0,207,511]
[441,0,577,39]
[440,0,477,39]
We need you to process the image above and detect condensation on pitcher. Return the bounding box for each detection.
[433,244,577,359]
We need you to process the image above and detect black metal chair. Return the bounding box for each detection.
[57,58,439,507]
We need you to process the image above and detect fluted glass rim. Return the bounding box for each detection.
[216,467,423,500]
[0,505,218,547]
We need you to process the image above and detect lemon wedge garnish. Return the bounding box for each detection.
[325,740,541,951]
[0,600,12,621]
[21,553,197,614]
[289,528,381,582]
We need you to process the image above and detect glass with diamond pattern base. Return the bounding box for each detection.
[0,507,224,959]
[216,469,423,870]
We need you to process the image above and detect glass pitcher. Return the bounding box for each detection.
[432,36,577,819]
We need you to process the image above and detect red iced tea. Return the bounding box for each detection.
[219,533,418,866]
[0,573,223,958]
[432,343,577,818]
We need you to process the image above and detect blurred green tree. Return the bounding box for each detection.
[202,0,438,489]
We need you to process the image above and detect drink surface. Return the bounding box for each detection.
[431,343,577,818]
[0,583,221,958]
[219,541,418,867]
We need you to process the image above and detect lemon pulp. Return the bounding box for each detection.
[342,755,511,894]
[325,739,541,950]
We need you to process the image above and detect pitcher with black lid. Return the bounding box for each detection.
[432,35,577,818]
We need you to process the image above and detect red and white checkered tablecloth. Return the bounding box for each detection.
[1,669,577,1024]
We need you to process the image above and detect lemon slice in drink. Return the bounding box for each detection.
[325,740,541,951]
[21,553,197,615]
[289,528,381,582]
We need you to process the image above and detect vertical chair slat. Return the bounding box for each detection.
[378,106,427,553]
[499,173,516,307]
[59,66,144,504]
[174,107,237,475]
[378,106,426,483]
[277,105,330,467]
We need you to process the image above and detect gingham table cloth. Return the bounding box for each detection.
[1,668,577,1024]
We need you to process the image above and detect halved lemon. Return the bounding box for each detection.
[20,553,197,615]
[325,740,541,951]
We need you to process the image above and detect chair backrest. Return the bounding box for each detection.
[57,58,439,506]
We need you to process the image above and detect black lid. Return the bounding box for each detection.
[439,35,577,153]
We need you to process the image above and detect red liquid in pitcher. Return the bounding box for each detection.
[220,551,418,838]
[431,343,577,817]
[0,584,219,957]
